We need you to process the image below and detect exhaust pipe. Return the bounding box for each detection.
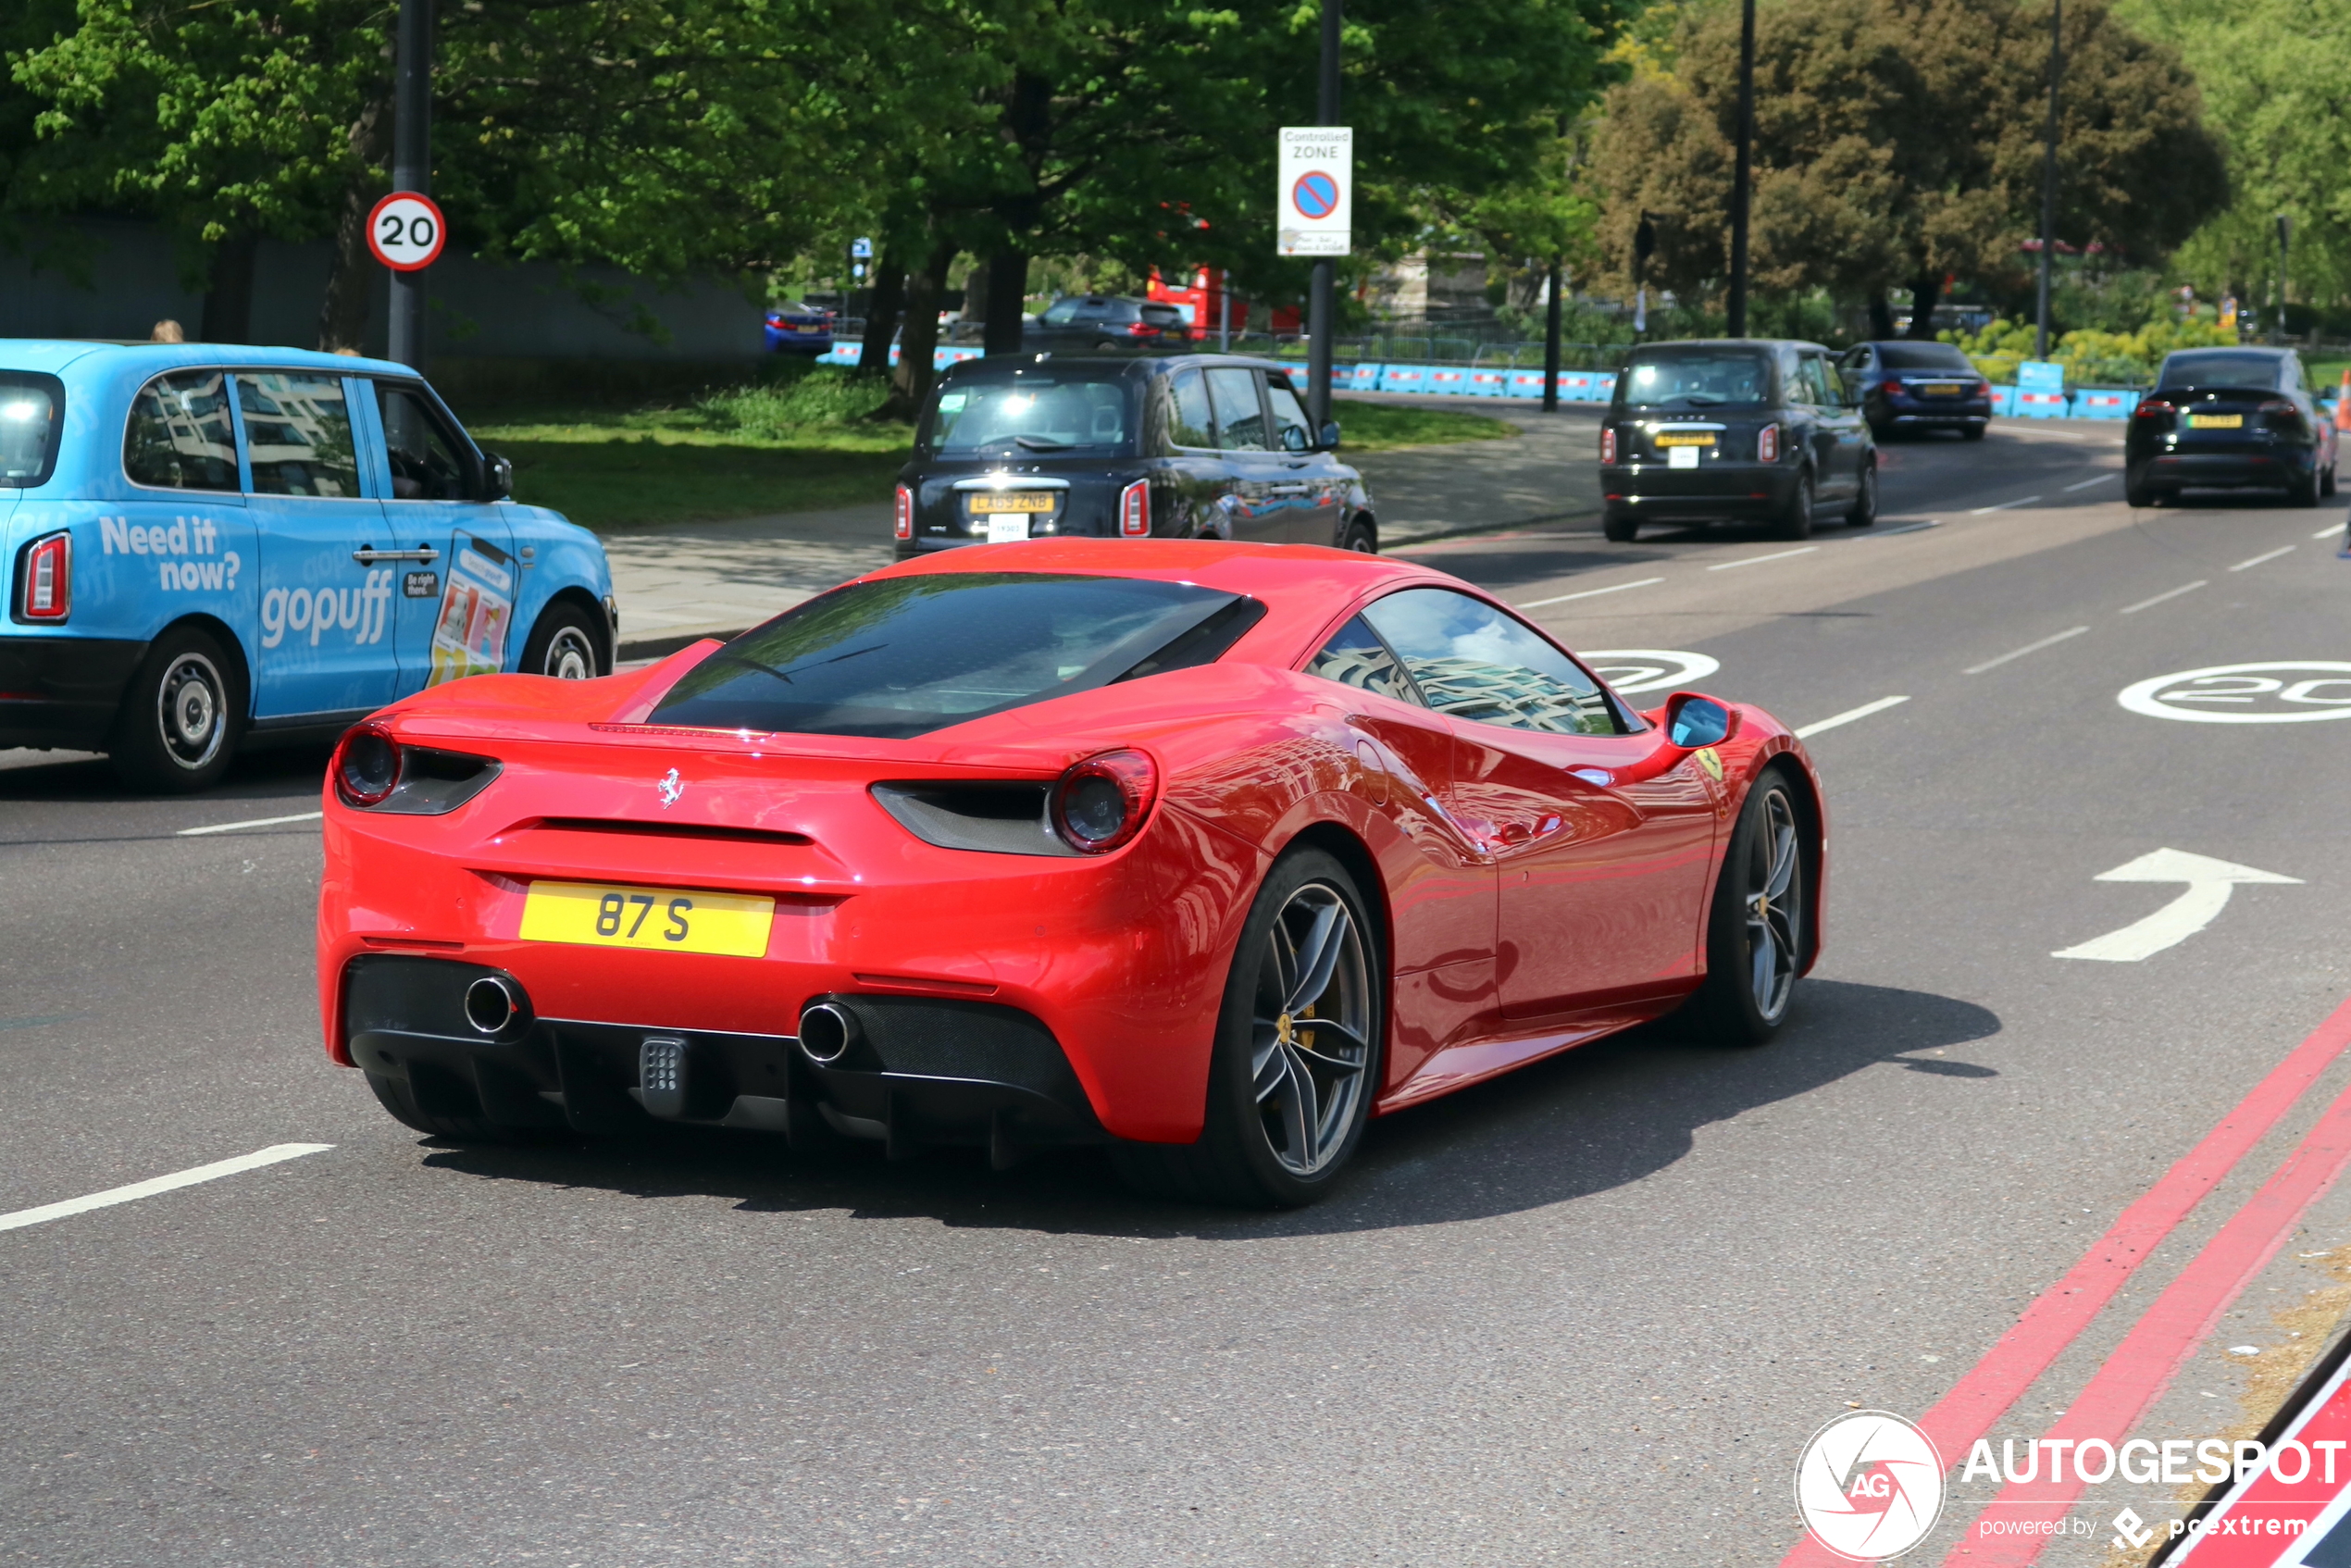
[798,1002,859,1064]
[464,975,522,1037]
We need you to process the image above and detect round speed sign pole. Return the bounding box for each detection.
[367,192,447,273]
[386,0,435,367]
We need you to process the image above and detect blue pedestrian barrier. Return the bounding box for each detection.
[1505,370,1548,399]
[1466,369,1509,398]
[2013,389,2069,419]
[1346,363,1385,392]
[1556,370,1605,402]
[1377,365,1434,393]
[1990,386,2018,417]
[2074,389,2138,420]
[1426,367,1472,396]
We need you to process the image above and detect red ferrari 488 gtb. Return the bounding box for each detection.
[319,541,1825,1205]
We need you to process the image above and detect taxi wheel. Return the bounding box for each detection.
[1774,473,1816,541]
[1603,513,1639,542]
[521,601,606,679]
[2290,467,2322,507]
[1847,463,1878,528]
[2323,464,2338,498]
[1341,517,1377,554]
[108,625,244,793]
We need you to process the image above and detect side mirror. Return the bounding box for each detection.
[1664,691,1737,748]
[1319,420,1342,451]
[481,450,515,502]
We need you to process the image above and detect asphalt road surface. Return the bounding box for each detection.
[5,417,2350,1567]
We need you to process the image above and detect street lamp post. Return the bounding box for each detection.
[1306,0,1341,429]
[2274,214,2292,345]
[2034,0,2061,361]
[1725,0,1756,338]
[389,0,433,368]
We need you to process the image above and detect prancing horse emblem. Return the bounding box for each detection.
[656,767,684,809]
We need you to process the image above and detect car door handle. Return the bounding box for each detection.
[352,547,440,564]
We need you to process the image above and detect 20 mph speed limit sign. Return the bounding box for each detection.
[1277,127,1351,257]
[367,192,447,272]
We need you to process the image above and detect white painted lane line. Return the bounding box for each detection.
[2063,474,2118,492]
[2052,849,2300,963]
[1707,545,1820,571]
[1518,577,1664,609]
[1858,519,1941,538]
[1793,695,1910,739]
[2229,545,2295,572]
[1964,625,2090,675]
[2317,525,2345,540]
[0,1143,332,1234]
[1970,495,2044,515]
[2120,580,2208,615]
[177,810,324,837]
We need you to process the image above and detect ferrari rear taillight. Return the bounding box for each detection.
[1118,479,1151,538]
[894,484,914,541]
[1051,749,1157,852]
[1600,427,1617,464]
[1758,424,1781,463]
[19,530,68,621]
[331,721,402,807]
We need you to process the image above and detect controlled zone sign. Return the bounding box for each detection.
[367,192,447,272]
[1277,126,1351,257]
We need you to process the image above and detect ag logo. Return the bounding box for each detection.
[1794,1410,1945,1562]
[2119,661,2351,725]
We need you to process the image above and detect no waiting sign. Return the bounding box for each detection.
[367,192,447,272]
[1277,126,1351,257]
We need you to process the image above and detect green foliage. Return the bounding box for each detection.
[1941,309,2235,382]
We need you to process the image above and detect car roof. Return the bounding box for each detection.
[2165,346,2288,360]
[0,339,418,380]
[1628,338,1822,353]
[938,352,1291,381]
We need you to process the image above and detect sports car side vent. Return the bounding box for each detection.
[870,783,1081,858]
[531,818,813,848]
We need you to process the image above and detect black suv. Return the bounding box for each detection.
[1839,340,1994,439]
[1026,295,1193,354]
[2125,346,2339,507]
[895,355,1376,555]
[1599,339,1877,542]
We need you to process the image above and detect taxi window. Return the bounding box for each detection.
[124,370,238,492]
[238,372,361,497]
[374,382,473,500]
[0,374,65,488]
[1207,367,1268,451]
[1361,587,1623,736]
[1166,368,1214,448]
[1308,616,1423,706]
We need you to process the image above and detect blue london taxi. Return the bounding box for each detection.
[0,342,616,790]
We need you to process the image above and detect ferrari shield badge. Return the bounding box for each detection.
[1695,747,1723,781]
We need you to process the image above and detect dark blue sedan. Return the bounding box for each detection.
[764,301,835,355]
[1837,341,1994,440]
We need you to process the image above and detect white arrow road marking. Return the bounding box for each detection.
[0,1143,332,1233]
[2052,849,2302,963]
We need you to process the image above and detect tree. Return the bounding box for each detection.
[1589,0,2227,334]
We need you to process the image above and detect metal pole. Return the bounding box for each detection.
[2274,215,2291,345]
[1306,0,1340,429]
[1726,0,1755,338]
[1218,275,1231,352]
[388,0,433,368]
[2034,0,2060,361]
[1542,259,1562,413]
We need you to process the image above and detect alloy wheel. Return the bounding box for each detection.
[1250,882,1372,1176]
[542,627,597,679]
[1741,790,1801,1023]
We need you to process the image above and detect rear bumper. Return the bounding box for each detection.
[1883,405,1990,427]
[2136,447,2316,489]
[0,635,144,749]
[1601,463,1798,521]
[342,953,1110,1156]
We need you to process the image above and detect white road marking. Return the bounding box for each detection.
[1707,545,1820,571]
[2062,474,2118,492]
[1580,650,1722,695]
[2119,580,2208,615]
[1860,520,1941,538]
[1970,495,2044,515]
[2052,849,2300,963]
[177,811,324,837]
[2229,545,2295,572]
[1519,577,1664,609]
[2317,525,2345,540]
[1964,625,2090,675]
[2119,661,2351,724]
[0,1143,333,1234]
[1793,695,1910,739]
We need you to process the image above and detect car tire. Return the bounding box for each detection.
[1961,424,1986,442]
[2324,463,2338,498]
[520,599,607,679]
[1847,462,1878,528]
[2125,471,2160,508]
[1340,517,1377,554]
[1113,848,1383,1208]
[1602,512,1639,543]
[366,1070,513,1143]
[2291,467,2322,507]
[1773,473,1816,541]
[1682,767,1809,1047]
[107,623,245,793]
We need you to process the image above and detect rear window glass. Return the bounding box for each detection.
[0,374,64,487]
[124,369,238,492]
[1878,342,1974,371]
[923,371,1136,457]
[2158,352,2285,391]
[651,572,1263,739]
[1619,350,1772,409]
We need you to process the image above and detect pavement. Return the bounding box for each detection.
[6,419,2351,1567]
[604,395,1604,656]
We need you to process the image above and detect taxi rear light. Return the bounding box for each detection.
[19,530,68,621]
[1758,424,1780,463]
[893,484,914,540]
[1119,478,1151,538]
[1600,427,1617,464]
[1126,320,1157,337]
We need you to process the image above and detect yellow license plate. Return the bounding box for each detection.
[1654,434,1716,448]
[519,880,774,957]
[2189,413,2244,429]
[968,492,1057,513]
[1918,382,1964,396]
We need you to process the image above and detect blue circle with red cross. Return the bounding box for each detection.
[1291,170,1340,221]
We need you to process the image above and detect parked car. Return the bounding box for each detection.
[2124,346,2339,507]
[764,301,835,355]
[1599,339,1877,542]
[0,341,616,791]
[1026,295,1193,354]
[1837,339,1993,440]
[894,354,1375,554]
